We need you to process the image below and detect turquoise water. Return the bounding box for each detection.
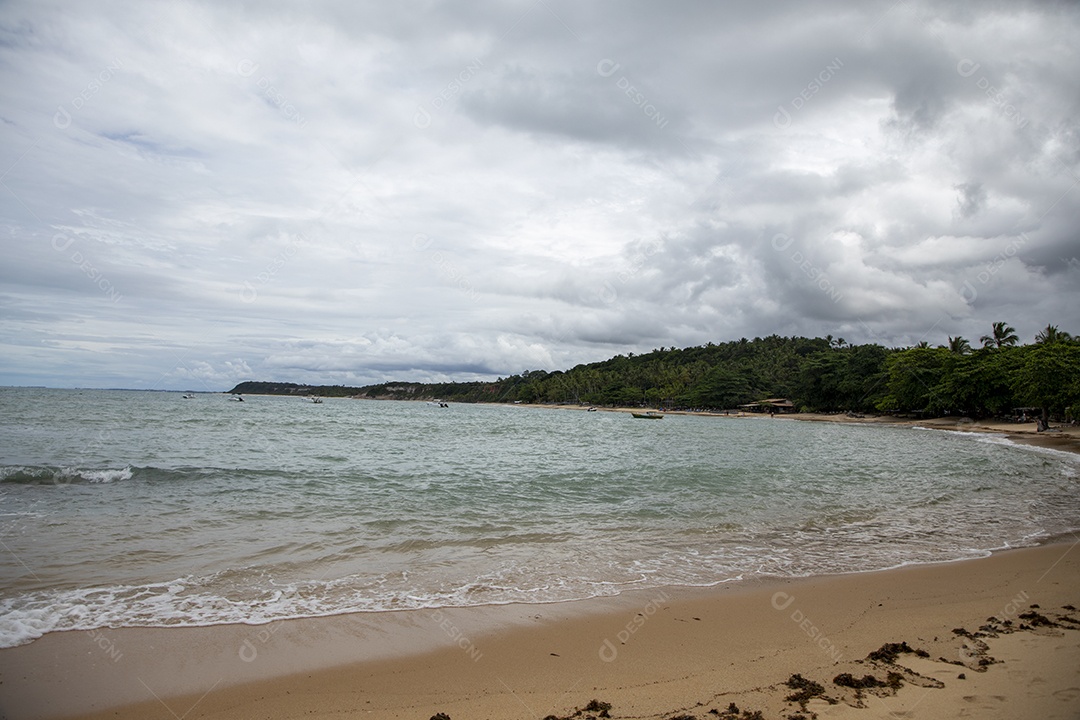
[0,387,1077,647]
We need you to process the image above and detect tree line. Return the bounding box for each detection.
[229,323,1080,424]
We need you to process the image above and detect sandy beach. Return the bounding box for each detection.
[779,412,1080,456]
[1,539,1077,720]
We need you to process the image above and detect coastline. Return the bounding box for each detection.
[3,401,1077,720]
[503,402,1080,456]
[219,394,1080,457]
[2,541,1078,720]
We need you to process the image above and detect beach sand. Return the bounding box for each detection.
[777,412,1080,456]
[2,541,1078,720]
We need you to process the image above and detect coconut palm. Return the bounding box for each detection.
[947,336,971,355]
[980,321,1018,349]
[1035,324,1072,344]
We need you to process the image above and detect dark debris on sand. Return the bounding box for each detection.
[543,699,612,720]
[707,703,765,720]
[833,672,904,691]
[539,601,1080,720]
[866,641,928,663]
[784,674,830,709]
[1017,610,1057,628]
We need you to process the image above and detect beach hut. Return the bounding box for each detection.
[739,398,796,414]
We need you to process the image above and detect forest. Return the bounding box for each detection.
[229,323,1080,424]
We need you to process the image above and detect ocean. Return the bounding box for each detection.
[1,387,1077,648]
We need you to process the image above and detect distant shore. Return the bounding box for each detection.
[218,391,1080,457]
[503,402,1080,456]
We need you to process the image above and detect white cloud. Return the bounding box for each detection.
[1,0,1078,389]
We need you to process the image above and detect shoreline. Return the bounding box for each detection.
[3,401,1077,719]
[2,541,1078,720]
[214,393,1080,456]
[503,402,1080,455]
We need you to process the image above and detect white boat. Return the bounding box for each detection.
[308,396,323,404]
[182,393,195,399]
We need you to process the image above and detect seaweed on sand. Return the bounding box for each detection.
[784,674,826,707]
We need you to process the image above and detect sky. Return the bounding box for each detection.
[1,0,1078,391]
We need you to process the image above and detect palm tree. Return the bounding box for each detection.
[980,321,1018,349]
[947,336,971,355]
[1035,324,1072,344]
[914,341,930,349]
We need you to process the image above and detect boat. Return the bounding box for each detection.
[230,395,244,402]
[308,396,323,404]
[631,411,663,419]
[181,393,195,399]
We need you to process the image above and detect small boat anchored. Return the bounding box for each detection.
[631,411,663,419]
[308,396,323,404]
[181,393,195,399]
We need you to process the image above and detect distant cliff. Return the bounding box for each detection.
[225,380,500,401]
[226,381,360,397]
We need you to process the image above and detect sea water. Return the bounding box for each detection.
[0,387,1077,647]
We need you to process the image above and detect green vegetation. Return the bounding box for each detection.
[227,322,1080,423]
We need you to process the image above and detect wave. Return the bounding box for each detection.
[0,464,294,486]
[910,426,1014,446]
[0,465,133,485]
[1,524,1069,649]
[0,571,634,649]
[909,426,1080,465]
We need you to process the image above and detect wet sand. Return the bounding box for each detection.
[2,541,1078,720]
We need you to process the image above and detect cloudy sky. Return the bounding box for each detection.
[1,1,1078,390]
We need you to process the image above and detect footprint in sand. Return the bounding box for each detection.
[962,695,1007,704]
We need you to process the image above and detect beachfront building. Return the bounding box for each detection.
[739,398,796,414]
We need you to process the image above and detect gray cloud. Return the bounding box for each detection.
[1,0,1078,390]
